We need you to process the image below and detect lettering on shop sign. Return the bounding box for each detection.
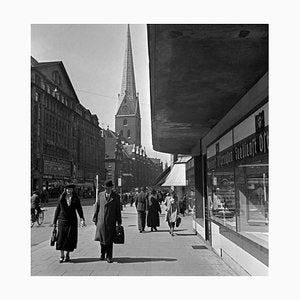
[234,126,268,161]
[207,127,269,170]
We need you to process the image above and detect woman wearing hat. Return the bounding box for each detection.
[93,180,122,263]
[52,184,86,263]
[147,188,161,232]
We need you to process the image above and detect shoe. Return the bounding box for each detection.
[154,227,158,231]
[100,254,105,261]
[106,258,113,263]
[139,230,143,233]
[64,255,70,262]
[171,233,174,236]
[59,257,64,263]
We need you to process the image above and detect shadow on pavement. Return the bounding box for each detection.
[142,229,187,233]
[114,257,177,263]
[70,258,101,264]
[175,233,197,236]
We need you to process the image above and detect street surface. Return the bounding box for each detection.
[31,203,237,276]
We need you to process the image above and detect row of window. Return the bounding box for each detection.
[45,128,69,149]
[43,144,69,160]
[45,112,70,134]
[34,74,73,109]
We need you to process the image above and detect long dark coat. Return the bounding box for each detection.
[93,191,122,245]
[147,195,161,227]
[53,192,84,252]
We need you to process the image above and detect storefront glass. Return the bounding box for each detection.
[206,102,269,249]
[208,168,236,231]
[235,156,268,248]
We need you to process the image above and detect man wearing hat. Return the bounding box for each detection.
[93,179,122,263]
[135,186,148,233]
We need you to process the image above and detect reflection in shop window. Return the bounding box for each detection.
[235,160,268,248]
[208,168,236,231]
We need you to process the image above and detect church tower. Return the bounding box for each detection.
[115,25,141,146]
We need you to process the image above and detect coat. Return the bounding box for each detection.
[165,197,179,223]
[147,195,161,227]
[93,191,122,245]
[135,191,148,212]
[53,192,84,252]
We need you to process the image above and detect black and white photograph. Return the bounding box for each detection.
[30,23,268,276]
[3,0,300,299]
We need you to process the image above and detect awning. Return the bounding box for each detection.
[162,163,186,187]
[153,166,171,186]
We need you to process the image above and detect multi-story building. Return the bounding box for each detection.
[31,56,105,197]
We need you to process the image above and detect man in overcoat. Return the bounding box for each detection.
[93,180,122,263]
[135,186,148,233]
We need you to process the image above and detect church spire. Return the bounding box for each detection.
[119,24,137,106]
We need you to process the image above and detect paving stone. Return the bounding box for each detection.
[31,205,238,276]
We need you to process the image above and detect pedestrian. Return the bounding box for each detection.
[135,186,148,233]
[52,184,86,263]
[180,194,187,216]
[31,190,42,217]
[92,180,122,263]
[147,188,161,231]
[165,190,179,236]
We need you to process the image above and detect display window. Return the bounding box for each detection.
[235,156,268,248]
[206,102,268,248]
[207,167,236,231]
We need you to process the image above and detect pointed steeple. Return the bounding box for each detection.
[119,24,136,105]
[115,24,141,146]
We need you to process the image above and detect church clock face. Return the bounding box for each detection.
[122,105,129,113]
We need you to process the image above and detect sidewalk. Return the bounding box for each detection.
[31,205,237,276]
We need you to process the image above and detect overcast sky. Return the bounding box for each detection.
[31,24,170,165]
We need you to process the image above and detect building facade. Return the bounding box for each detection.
[31,57,105,197]
[148,24,268,275]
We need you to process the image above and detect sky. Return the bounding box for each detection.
[31,24,170,165]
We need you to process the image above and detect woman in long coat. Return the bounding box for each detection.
[165,190,179,236]
[147,189,161,231]
[52,184,85,263]
[93,180,122,263]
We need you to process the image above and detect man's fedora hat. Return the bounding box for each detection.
[65,184,76,189]
[103,180,114,188]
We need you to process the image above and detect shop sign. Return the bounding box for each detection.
[207,126,268,168]
[43,155,71,177]
[234,126,268,162]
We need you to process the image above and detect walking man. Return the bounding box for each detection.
[135,186,148,233]
[93,180,122,263]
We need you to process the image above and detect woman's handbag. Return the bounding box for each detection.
[113,225,125,244]
[176,216,181,227]
[50,228,57,246]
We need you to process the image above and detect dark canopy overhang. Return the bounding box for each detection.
[147,24,268,154]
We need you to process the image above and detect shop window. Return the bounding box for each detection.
[235,157,268,248]
[208,167,236,231]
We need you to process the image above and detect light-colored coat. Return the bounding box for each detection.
[165,196,179,223]
[93,191,122,245]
